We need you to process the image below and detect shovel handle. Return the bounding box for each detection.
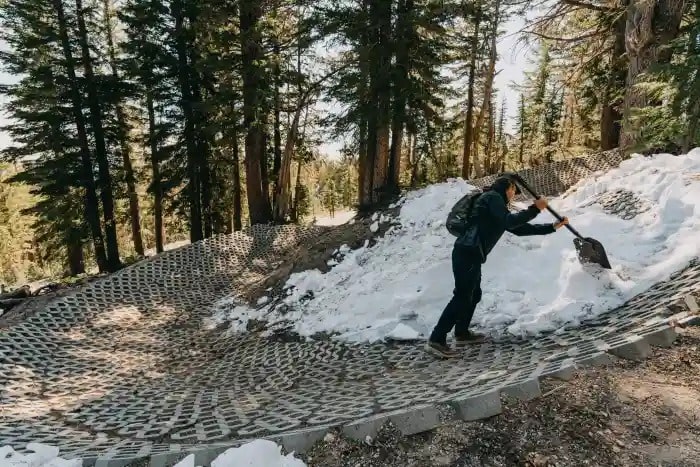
[511,175,586,240]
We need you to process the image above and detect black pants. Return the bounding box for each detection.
[429,245,482,344]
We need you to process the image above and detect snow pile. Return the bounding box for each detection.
[0,443,81,467]
[174,440,306,467]
[210,151,700,342]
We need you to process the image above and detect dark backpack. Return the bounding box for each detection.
[446,189,482,237]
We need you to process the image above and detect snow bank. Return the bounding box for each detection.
[209,151,700,342]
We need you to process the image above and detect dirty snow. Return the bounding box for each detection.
[209,151,700,342]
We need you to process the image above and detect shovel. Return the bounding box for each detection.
[511,175,612,269]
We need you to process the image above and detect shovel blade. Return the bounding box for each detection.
[573,237,612,269]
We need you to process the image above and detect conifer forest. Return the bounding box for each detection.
[0,0,696,285]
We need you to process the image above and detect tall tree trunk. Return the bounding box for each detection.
[147,91,165,253]
[260,121,272,216]
[472,0,499,177]
[600,0,627,150]
[357,0,373,209]
[232,123,243,231]
[388,0,412,194]
[620,0,685,151]
[272,36,282,204]
[409,134,420,187]
[52,0,107,272]
[274,105,304,222]
[462,2,481,179]
[372,0,392,203]
[200,135,213,238]
[188,64,212,237]
[172,0,203,241]
[485,99,495,173]
[240,0,272,225]
[66,233,85,276]
[75,0,121,271]
[102,0,144,256]
[365,0,391,207]
[518,94,526,165]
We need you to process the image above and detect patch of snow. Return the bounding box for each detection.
[0,443,81,467]
[369,221,379,233]
[257,296,269,305]
[312,210,356,226]
[204,296,266,333]
[173,440,306,467]
[387,323,421,340]
[209,151,700,342]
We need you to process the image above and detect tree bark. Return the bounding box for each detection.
[240,0,272,225]
[364,0,391,207]
[103,0,144,256]
[372,0,392,203]
[472,0,499,176]
[620,0,685,151]
[67,233,85,276]
[274,106,303,222]
[388,0,412,194]
[232,123,243,231]
[357,0,372,209]
[146,91,165,253]
[188,65,213,237]
[51,0,108,272]
[600,0,627,150]
[272,37,282,203]
[75,0,121,271]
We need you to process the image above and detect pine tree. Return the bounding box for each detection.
[102,0,144,257]
[120,0,180,252]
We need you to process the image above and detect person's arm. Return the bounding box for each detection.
[484,193,541,230]
[509,216,569,236]
[508,223,556,236]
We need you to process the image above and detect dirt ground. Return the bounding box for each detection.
[302,326,700,467]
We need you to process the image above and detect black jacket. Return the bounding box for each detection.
[455,190,555,262]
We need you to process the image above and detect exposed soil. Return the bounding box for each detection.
[240,208,400,305]
[302,327,700,467]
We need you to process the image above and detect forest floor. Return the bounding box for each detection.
[302,326,700,467]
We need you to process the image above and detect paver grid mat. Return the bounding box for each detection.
[2,149,699,466]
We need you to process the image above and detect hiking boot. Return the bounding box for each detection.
[424,340,459,358]
[454,331,487,345]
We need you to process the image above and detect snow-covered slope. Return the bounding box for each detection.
[208,151,700,343]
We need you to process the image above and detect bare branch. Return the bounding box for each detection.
[524,28,604,43]
[562,0,612,12]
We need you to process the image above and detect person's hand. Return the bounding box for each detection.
[534,197,548,211]
[554,217,569,229]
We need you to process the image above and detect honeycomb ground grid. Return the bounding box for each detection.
[1,150,699,465]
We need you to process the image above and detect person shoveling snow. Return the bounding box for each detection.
[425,175,570,358]
[208,151,700,345]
